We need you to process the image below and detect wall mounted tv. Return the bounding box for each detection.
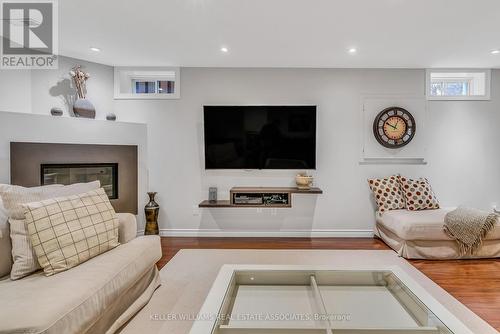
[204,105,316,169]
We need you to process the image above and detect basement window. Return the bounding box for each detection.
[114,67,180,99]
[133,80,156,94]
[426,69,491,100]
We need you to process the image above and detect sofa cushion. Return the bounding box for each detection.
[399,177,440,211]
[25,188,119,276]
[377,208,500,241]
[0,235,161,334]
[0,181,100,280]
[367,175,406,213]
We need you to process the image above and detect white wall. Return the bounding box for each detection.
[0,70,31,114]
[1,58,499,236]
[114,68,500,236]
[0,56,114,118]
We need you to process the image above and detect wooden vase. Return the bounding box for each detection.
[144,192,159,235]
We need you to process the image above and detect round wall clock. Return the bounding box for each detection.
[373,107,416,148]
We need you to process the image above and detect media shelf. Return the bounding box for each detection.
[199,187,323,208]
[198,200,232,208]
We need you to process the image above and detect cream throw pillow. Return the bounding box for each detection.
[1,184,63,219]
[0,197,12,278]
[0,181,100,279]
[24,188,119,276]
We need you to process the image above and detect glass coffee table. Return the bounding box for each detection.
[190,265,474,334]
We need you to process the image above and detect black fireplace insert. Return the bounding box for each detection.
[40,163,118,199]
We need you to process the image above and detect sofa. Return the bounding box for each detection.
[376,208,500,259]
[0,212,162,334]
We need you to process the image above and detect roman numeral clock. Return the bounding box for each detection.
[373,107,416,148]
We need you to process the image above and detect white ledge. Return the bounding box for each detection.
[359,158,427,165]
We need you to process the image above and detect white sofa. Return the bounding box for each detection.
[0,213,162,334]
[376,208,500,259]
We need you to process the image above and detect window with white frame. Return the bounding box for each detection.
[114,67,180,99]
[426,69,490,100]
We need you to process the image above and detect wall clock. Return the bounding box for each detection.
[373,107,416,148]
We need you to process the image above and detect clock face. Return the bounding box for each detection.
[373,107,416,148]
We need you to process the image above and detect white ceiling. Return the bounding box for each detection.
[60,0,500,68]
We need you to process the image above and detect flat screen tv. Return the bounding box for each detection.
[204,106,316,169]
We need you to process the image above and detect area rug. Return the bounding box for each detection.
[119,249,497,334]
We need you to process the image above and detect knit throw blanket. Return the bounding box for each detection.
[444,207,498,256]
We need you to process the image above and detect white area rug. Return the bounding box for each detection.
[120,249,497,334]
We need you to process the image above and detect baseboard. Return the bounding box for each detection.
[138,229,374,238]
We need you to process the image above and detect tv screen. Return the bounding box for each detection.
[204,106,316,169]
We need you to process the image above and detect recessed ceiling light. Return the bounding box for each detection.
[491,49,500,55]
[90,47,101,52]
[220,46,229,53]
[348,48,357,54]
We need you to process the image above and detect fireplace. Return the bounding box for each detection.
[10,142,138,214]
[41,163,118,199]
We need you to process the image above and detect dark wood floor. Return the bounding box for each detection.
[158,237,500,331]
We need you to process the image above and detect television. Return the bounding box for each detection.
[204,106,316,169]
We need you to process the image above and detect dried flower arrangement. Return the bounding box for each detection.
[70,65,95,118]
[69,65,90,99]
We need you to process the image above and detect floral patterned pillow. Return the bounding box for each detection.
[399,176,439,211]
[367,175,406,213]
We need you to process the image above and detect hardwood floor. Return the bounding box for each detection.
[156,237,390,268]
[411,258,500,331]
[157,237,500,331]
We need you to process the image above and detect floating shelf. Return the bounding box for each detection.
[199,187,322,208]
[231,187,323,194]
[199,200,232,208]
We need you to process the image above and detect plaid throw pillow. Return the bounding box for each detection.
[399,176,440,211]
[0,181,100,280]
[367,175,406,213]
[23,188,119,276]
